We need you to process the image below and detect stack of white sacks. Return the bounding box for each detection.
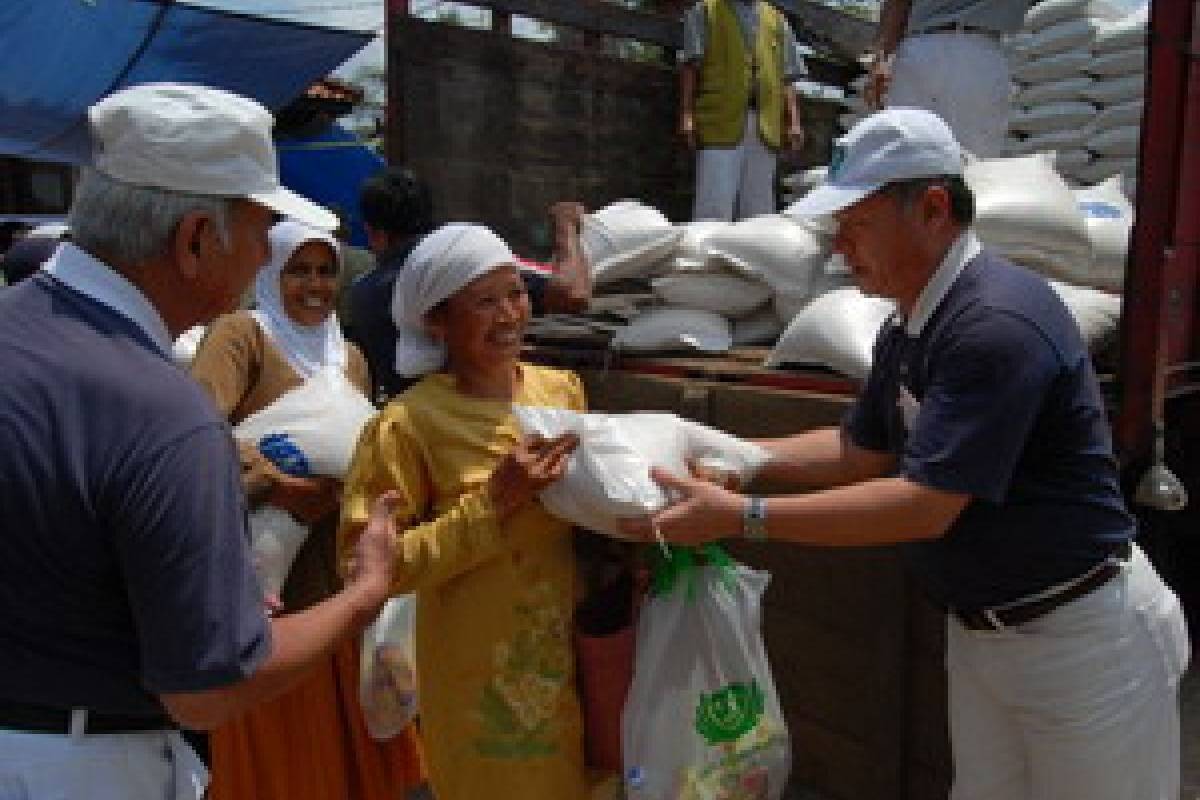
[577,146,1129,378]
[1008,0,1147,192]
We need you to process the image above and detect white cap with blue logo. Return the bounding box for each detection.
[784,108,966,221]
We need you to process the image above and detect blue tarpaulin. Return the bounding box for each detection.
[277,124,384,248]
[0,0,372,164]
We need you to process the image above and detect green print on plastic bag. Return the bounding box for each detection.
[695,680,765,745]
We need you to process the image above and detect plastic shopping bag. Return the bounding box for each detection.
[359,595,419,741]
[511,408,769,538]
[248,506,309,599]
[623,546,791,800]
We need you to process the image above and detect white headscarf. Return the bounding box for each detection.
[250,219,348,379]
[391,223,516,378]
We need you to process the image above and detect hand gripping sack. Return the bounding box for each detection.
[623,546,791,800]
[359,595,419,740]
[510,408,769,539]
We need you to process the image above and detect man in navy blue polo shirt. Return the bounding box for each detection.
[0,84,402,799]
[628,109,1188,799]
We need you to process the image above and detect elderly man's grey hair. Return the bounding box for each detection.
[68,167,233,266]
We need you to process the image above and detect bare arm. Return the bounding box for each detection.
[754,426,897,490]
[865,0,913,107]
[157,492,400,731]
[622,469,968,548]
[679,62,699,150]
[783,84,804,151]
[540,202,591,314]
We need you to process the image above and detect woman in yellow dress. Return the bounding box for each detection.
[339,223,601,800]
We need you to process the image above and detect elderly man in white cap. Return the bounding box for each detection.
[624,109,1187,800]
[0,83,401,800]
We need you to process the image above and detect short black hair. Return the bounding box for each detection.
[883,174,975,225]
[359,167,434,237]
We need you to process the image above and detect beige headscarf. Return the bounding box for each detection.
[391,223,516,377]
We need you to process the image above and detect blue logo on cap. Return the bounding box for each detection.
[829,144,847,179]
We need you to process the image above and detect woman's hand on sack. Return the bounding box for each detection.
[487,433,579,519]
[267,474,343,525]
[618,467,741,545]
[343,491,402,611]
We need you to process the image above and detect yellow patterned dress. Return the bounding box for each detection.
[339,363,591,800]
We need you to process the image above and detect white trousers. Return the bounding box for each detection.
[693,111,777,222]
[887,32,1012,158]
[0,725,207,800]
[946,545,1189,800]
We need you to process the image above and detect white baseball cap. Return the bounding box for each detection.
[89,83,338,232]
[785,108,966,220]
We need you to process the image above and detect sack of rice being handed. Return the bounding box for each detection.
[766,287,896,380]
[511,407,770,539]
[733,306,785,346]
[612,307,733,354]
[652,272,772,319]
[966,152,1094,284]
[1073,175,1133,291]
[705,213,829,298]
[581,200,683,287]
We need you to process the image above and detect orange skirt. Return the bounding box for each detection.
[209,638,425,800]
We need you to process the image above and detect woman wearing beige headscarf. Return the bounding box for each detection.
[339,223,614,800]
[190,219,424,800]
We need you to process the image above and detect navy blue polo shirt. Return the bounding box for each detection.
[0,274,270,715]
[844,249,1134,611]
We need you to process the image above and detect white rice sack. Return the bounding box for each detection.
[511,407,770,538]
[1013,75,1093,105]
[1084,73,1143,105]
[733,306,785,346]
[1048,280,1122,351]
[1017,18,1095,58]
[1010,129,1087,154]
[966,153,1094,284]
[705,214,829,297]
[1088,124,1140,157]
[668,220,728,272]
[234,366,378,477]
[1091,98,1143,132]
[765,288,895,380]
[612,307,733,354]
[1088,47,1146,77]
[1010,101,1098,134]
[1093,6,1148,54]
[171,325,207,367]
[651,273,772,318]
[1025,0,1112,31]
[1073,175,1133,291]
[581,200,682,286]
[1013,50,1092,84]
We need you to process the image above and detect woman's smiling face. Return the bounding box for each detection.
[279,241,340,327]
[427,263,530,373]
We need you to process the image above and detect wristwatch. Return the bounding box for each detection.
[742,496,768,541]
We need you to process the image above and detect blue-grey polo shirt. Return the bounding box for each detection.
[0,267,270,715]
[844,245,1134,611]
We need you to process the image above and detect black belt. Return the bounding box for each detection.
[913,22,1001,38]
[0,699,169,735]
[954,542,1132,631]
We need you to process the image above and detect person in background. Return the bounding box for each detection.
[626,109,1188,800]
[678,0,807,221]
[864,0,1024,157]
[189,219,425,800]
[350,167,592,403]
[0,83,399,799]
[339,223,618,800]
